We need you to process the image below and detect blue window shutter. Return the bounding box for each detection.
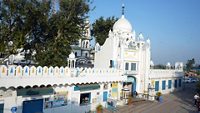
[162,80,166,90]
[155,81,159,91]
[103,91,108,102]
[174,80,177,88]
[168,80,172,89]
[179,79,182,87]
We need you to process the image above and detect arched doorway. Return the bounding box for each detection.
[123,76,136,97]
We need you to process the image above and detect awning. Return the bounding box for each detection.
[17,87,54,96]
[74,84,100,91]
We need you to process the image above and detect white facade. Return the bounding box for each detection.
[94,13,183,97]
[149,69,183,94]
[94,14,151,94]
[0,65,125,113]
[0,6,184,113]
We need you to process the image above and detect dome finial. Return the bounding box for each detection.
[122,3,125,18]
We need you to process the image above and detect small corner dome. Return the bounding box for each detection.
[150,60,154,66]
[69,52,75,59]
[113,16,132,33]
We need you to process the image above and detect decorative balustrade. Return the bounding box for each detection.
[149,69,183,79]
[0,65,71,77]
[0,65,126,88]
[0,65,123,77]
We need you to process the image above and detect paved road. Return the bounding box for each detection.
[104,83,198,113]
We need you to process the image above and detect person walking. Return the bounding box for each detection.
[194,93,199,106]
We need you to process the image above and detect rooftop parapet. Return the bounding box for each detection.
[149,69,183,79]
[0,65,125,88]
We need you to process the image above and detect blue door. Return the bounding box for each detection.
[103,91,108,102]
[0,104,3,113]
[127,76,136,96]
[23,99,43,113]
[155,81,159,91]
[132,81,136,96]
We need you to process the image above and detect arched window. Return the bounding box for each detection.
[83,42,85,48]
[72,60,74,68]
[86,41,89,48]
[68,61,71,67]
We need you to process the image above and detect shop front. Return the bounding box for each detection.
[80,93,91,105]
[74,83,100,106]
[17,87,54,113]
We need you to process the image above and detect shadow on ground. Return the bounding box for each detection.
[170,82,197,113]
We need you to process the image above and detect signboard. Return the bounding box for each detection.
[124,51,136,59]
[111,83,118,98]
[44,91,68,109]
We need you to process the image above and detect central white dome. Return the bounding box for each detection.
[113,16,132,32]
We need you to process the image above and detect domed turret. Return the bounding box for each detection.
[113,16,132,33]
[69,52,75,59]
[113,4,132,33]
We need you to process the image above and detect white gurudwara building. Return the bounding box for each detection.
[0,5,183,113]
[94,8,183,98]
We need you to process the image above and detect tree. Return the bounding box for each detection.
[0,0,28,55]
[92,16,117,45]
[0,0,51,64]
[186,58,195,71]
[154,64,166,69]
[0,0,91,66]
[34,0,90,66]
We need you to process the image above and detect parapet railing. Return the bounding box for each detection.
[0,65,125,88]
[149,69,183,79]
[0,65,122,77]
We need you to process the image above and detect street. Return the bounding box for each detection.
[104,83,198,113]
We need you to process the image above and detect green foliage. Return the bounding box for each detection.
[156,92,162,97]
[186,58,195,71]
[96,104,103,111]
[197,71,200,75]
[0,0,28,54]
[0,0,91,66]
[92,16,117,45]
[154,64,166,69]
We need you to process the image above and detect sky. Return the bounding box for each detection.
[89,0,200,65]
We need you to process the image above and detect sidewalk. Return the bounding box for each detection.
[103,87,197,113]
